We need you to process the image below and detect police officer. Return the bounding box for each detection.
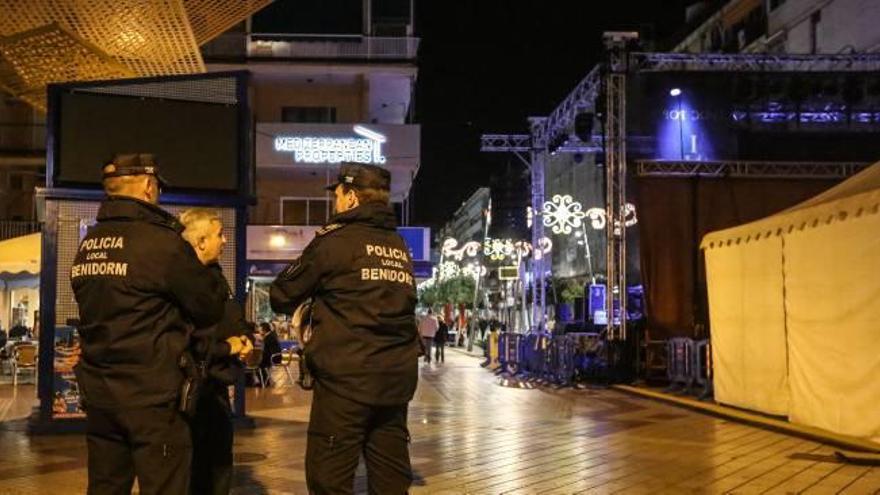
[179,207,253,495]
[270,163,419,495]
[71,154,229,495]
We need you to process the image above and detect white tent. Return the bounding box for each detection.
[701,162,880,443]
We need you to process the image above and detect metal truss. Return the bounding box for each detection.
[479,128,546,331]
[604,36,629,342]
[481,134,602,154]
[480,134,531,152]
[632,52,880,72]
[531,66,602,148]
[635,160,870,179]
[529,150,547,331]
[555,139,603,154]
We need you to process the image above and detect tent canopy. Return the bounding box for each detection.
[0,233,41,277]
[701,161,880,443]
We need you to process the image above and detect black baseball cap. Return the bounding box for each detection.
[102,153,168,187]
[325,163,391,192]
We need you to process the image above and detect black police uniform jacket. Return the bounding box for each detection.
[270,202,419,406]
[71,197,227,409]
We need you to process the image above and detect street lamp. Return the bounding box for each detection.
[671,88,684,160]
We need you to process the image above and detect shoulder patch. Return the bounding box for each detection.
[316,223,345,236]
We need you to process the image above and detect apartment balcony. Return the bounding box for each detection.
[202,33,419,62]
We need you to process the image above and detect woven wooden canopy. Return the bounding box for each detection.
[0,0,271,111]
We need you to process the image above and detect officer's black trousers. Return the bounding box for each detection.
[190,385,233,495]
[85,404,191,495]
[306,383,411,495]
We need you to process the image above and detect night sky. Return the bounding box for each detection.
[411,1,690,230]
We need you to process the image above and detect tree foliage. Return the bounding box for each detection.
[418,275,477,308]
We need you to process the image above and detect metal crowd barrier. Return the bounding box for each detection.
[486,332,713,396]
[497,332,524,375]
[665,337,713,399]
[491,332,604,386]
[693,339,713,399]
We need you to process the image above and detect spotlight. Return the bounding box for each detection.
[670,88,682,97]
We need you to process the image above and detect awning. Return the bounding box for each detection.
[0,233,41,277]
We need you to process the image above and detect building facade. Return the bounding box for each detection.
[201,0,420,230]
[436,187,490,246]
[199,0,422,324]
[674,0,880,54]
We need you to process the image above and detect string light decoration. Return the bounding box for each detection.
[483,238,515,261]
[441,238,482,261]
[542,194,586,234]
[583,203,639,230]
[438,261,461,281]
[482,237,553,261]
[462,262,487,280]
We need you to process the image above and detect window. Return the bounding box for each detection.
[281,106,337,123]
[280,197,330,225]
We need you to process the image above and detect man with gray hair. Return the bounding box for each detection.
[178,207,252,495]
[71,154,227,494]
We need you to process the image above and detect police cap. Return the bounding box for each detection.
[102,153,168,187]
[325,162,391,192]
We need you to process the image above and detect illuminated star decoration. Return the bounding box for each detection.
[542,194,586,235]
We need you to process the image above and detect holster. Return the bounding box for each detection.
[178,350,207,418]
[298,348,314,390]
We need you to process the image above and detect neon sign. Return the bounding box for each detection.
[274,125,387,164]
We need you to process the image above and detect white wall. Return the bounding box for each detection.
[770,0,880,53]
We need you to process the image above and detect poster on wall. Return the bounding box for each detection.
[52,326,84,419]
[50,219,96,419]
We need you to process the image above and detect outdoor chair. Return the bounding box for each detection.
[270,346,299,386]
[12,344,37,386]
[243,347,265,387]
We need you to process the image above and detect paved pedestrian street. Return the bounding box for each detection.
[0,350,877,494]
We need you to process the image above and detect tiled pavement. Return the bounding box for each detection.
[0,350,878,494]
